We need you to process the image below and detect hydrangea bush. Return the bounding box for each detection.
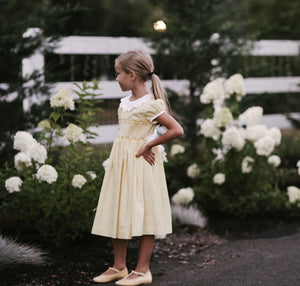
[0,81,108,244]
[167,74,299,217]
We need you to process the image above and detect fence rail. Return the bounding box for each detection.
[54,37,300,56]
[1,32,300,142]
[48,77,300,98]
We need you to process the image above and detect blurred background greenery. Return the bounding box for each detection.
[1,0,299,166]
[0,0,299,244]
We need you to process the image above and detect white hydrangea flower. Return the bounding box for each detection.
[171,204,207,227]
[28,142,47,164]
[238,127,247,138]
[246,125,268,142]
[212,148,225,163]
[200,78,225,105]
[222,127,245,151]
[160,151,168,163]
[86,171,97,180]
[200,92,212,104]
[287,186,300,204]
[254,135,275,156]
[200,119,221,139]
[267,155,281,167]
[14,152,32,171]
[213,173,225,185]
[211,58,219,66]
[187,163,200,179]
[266,127,281,146]
[242,156,254,174]
[72,174,87,189]
[172,187,194,205]
[63,123,86,143]
[5,176,23,193]
[210,33,220,43]
[239,106,263,127]
[224,73,246,100]
[13,131,37,153]
[102,158,110,171]
[13,131,48,164]
[50,88,75,110]
[170,144,185,156]
[213,107,233,127]
[36,164,58,184]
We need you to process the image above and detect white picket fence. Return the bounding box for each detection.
[1,30,300,143]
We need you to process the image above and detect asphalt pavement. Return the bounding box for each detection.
[150,225,300,286]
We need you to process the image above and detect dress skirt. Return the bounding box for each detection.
[91,94,172,239]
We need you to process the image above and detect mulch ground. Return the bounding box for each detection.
[0,225,225,286]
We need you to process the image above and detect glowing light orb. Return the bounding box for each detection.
[153,20,167,32]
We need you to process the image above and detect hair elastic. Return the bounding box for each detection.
[148,71,154,77]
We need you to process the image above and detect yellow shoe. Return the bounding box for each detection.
[115,270,152,286]
[93,267,128,283]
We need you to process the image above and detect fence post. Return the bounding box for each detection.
[22,27,45,112]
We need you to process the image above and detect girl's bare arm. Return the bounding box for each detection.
[136,113,184,165]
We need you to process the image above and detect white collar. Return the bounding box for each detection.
[120,93,154,112]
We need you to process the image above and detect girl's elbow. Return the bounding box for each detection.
[176,126,184,137]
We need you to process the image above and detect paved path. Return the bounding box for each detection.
[149,226,300,286]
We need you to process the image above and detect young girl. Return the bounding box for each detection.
[91,49,184,286]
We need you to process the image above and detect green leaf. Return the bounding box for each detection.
[50,112,61,122]
[73,90,84,97]
[73,82,82,91]
[92,80,99,90]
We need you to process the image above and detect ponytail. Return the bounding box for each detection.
[151,74,170,112]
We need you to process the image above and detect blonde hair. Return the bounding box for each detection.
[115,49,169,109]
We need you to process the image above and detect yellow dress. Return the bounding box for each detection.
[91,94,172,239]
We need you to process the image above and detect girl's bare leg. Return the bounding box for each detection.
[127,235,155,279]
[113,238,128,269]
[136,235,154,272]
[103,238,128,275]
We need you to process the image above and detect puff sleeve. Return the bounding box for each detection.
[146,99,166,123]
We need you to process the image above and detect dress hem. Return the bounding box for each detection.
[91,230,172,240]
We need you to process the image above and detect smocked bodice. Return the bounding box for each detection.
[116,94,165,141]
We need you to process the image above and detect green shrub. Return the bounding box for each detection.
[0,81,110,245]
[166,74,300,217]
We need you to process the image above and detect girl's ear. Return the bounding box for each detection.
[129,71,136,81]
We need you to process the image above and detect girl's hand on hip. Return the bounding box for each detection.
[136,144,155,166]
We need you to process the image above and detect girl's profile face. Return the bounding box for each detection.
[115,62,132,91]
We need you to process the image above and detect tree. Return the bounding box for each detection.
[0,0,86,166]
[148,0,251,155]
[240,0,300,40]
[42,0,158,37]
